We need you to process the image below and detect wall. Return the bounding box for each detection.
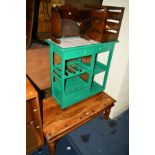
[102,0,129,118]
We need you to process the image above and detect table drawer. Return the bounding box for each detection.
[97,45,110,53]
[26,120,43,153]
[64,48,94,60]
[26,77,44,154]
[26,98,40,124]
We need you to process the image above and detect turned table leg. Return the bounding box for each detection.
[104,105,113,120]
[48,140,56,155]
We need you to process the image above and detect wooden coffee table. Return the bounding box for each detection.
[43,92,116,155]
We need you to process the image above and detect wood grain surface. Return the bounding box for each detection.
[26,77,38,100]
[43,92,116,142]
[26,43,50,90]
[26,77,45,154]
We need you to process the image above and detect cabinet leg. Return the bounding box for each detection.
[104,106,112,120]
[44,88,51,98]
[48,140,56,155]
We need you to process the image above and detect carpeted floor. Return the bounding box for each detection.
[31,109,129,155]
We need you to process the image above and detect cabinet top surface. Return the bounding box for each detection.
[46,37,119,50]
[46,37,118,50]
[47,37,98,48]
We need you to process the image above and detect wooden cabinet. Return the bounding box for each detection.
[50,6,91,43]
[26,0,35,48]
[65,0,103,9]
[26,77,44,154]
[82,6,125,42]
[36,0,103,41]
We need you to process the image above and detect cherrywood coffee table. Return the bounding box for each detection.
[43,92,116,155]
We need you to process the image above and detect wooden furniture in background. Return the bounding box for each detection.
[101,6,125,42]
[26,43,50,91]
[37,0,65,41]
[26,77,44,154]
[65,0,103,10]
[50,5,91,44]
[36,0,103,42]
[37,0,52,41]
[82,9,107,42]
[82,6,125,42]
[43,92,116,155]
[50,5,124,44]
[26,0,35,48]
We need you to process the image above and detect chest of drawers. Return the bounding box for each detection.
[26,77,44,154]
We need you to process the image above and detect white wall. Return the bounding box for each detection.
[102,0,129,118]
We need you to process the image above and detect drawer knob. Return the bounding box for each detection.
[30,121,34,125]
[33,109,38,112]
[106,25,110,30]
[77,22,81,26]
[68,12,71,15]
[36,125,40,129]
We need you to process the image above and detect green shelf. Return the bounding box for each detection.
[65,76,89,94]
[53,76,89,95]
[46,37,117,109]
[53,64,62,78]
[94,61,107,74]
[53,60,90,79]
[91,81,103,93]
[65,60,90,79]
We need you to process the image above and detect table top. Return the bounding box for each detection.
[26,43,51,90]
[43,92,116,142]
[46,37,118,50]
[46,37,98,48]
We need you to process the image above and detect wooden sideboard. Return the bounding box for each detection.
[26,77,44,154]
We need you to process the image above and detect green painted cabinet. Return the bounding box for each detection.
[46,37,117,109]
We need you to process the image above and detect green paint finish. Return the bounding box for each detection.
[94,61,107,74]
[46,39,117,109]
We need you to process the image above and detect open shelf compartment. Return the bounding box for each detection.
[53,75,89,95]
[91,81,103,93]
[53,63,62,80]
[65,76,89,94]
[94,61,107,74]
[64,60,90,79]
[53,60,91,80]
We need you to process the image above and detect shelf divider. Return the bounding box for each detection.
[94,61,107,75]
